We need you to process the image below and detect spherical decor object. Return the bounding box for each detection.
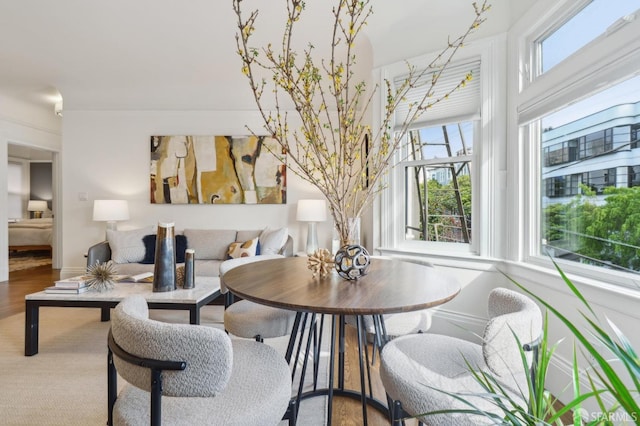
[334,244,371,280]
[86,260,118,292]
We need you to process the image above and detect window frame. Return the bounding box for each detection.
[513,0,640,287]
[376,36,506,259]
[401,126,475,246]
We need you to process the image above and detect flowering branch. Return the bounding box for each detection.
[233,0,489,245]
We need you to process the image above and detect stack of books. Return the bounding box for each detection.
[45,275,91,294]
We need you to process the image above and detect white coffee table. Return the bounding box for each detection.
[24,277,221,356]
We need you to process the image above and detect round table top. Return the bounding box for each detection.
[222,257,461,315]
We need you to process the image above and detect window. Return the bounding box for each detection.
[631,124,640,149]
[379,37,502,257]
[537,0,639,74]
[520,0,640,279]
[390,56,481,252]
[404,123,473,244]
[540,78,640,274]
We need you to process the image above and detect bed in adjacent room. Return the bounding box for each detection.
[8,218,53,253]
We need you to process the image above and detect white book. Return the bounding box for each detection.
[54,275,90,289]
[120,272,154,283]
[45,286,90,294]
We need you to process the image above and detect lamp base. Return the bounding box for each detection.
[32,211,43,219]
[306,222,319,255]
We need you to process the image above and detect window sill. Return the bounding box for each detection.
[375,246,500,271]
[500,260,640,318]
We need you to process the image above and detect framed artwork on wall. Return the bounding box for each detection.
[150,135,286,204]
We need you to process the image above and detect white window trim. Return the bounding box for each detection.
[510,0,640,288]
[376,34,506,259]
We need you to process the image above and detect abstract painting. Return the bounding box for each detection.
[150,135,286,204]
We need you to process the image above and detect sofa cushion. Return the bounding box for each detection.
[107,227,154,264]
[140,234,187,264]
[184,229,237,260]
[259,227,288,255]
[227,237,259,259]
[192,260,224,278]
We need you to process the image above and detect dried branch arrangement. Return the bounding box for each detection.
[233,0,489,245]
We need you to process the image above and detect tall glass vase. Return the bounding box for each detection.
[153,222,176,292]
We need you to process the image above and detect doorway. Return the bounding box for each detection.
[6,143,60,273]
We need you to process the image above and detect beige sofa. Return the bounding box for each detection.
[86,227,292,278]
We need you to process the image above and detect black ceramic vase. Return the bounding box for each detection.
[153,222,176,292]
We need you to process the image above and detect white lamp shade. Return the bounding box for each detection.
[296,199,327,222]
[93,200,130,222]
[27,200,48,211]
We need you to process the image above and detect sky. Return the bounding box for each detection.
[542,0,640,72]
[541,0,640,128]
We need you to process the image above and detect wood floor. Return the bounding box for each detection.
[0,264,403,425]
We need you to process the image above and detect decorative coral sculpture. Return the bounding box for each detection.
[307,248,335,278]
[86,260,118,292]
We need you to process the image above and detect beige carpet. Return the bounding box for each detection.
[0,306,328,425]
[8,250,52,272]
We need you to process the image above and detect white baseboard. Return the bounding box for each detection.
[60,266,86,279]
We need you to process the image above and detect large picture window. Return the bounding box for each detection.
[540,77,640,273]
[518,0,640,283]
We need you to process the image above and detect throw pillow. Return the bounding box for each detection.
[106,227,153,264]
[259,227,288,255]
[140,234,187,264]
[184,229,237,260]
[227,237,259,259]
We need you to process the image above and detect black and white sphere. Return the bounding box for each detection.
[334,244,371,280]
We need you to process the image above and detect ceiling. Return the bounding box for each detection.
[0,0,534,112]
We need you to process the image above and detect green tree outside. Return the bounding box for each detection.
[543,185,640,272]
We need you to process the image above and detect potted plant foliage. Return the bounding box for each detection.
[415,261,639,425]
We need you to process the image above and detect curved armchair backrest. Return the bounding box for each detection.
[111,295,233,397]
[482,288,542,378]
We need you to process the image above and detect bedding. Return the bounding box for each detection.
[8,218,53,252]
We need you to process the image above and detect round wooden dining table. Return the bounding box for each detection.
[222,256,461,425]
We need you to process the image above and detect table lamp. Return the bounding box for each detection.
[93,200,130,232]
[27,200,48,219]
[297,199,327,255]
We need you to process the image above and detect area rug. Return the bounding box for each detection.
[8,250,52,272]
[0,306,328,425]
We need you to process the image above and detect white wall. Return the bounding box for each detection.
[0,94,61,281]
[60,110,336,276]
